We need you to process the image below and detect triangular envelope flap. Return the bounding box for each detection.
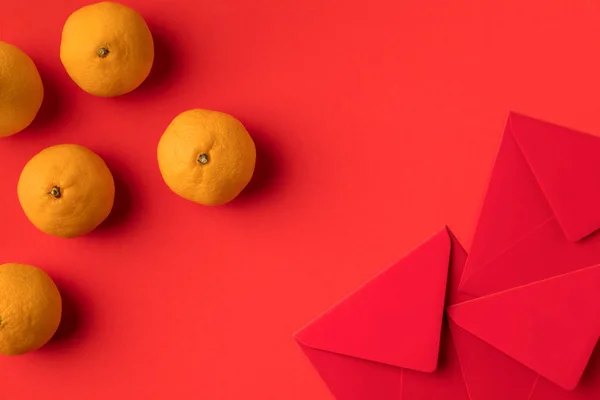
[510,112,600,241]
[447,265,600,391]
[294,229,451,373]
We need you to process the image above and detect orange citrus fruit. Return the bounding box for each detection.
[60,1,154,97]
[18,144,115,238]
[0,263,62,356]
[157,109,256,205]
[0,42,44,137]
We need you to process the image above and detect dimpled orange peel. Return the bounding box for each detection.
[0,42,44,137]
[60,1,154,97]
[157,109,257,205]
[0,263,62,356]
[18,144,115,238]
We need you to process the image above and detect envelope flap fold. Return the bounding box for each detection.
[510,113,600,241]
[297,344,404,400]
[448,265,600,391]
[294,229,451,373]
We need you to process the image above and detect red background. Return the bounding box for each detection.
[1,0,600,398]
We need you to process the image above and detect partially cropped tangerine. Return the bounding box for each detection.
[157,109,257,205]
[18,144,115,238]
[0,42,44,137]
[0,263,62,356]
[60,1,154,97]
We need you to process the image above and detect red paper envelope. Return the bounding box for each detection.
[294,228,471,400]
[449,113,600,399]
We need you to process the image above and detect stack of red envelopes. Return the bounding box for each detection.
[294,113,600,400]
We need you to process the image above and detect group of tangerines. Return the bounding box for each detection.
[0,1,256,356]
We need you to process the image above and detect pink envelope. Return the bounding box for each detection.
[449,112,600,399]
[294,228,472,400]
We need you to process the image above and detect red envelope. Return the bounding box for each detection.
[449,113,600,399]
[294,228,471,400]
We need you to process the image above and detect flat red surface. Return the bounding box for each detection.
[1,0,600,398]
